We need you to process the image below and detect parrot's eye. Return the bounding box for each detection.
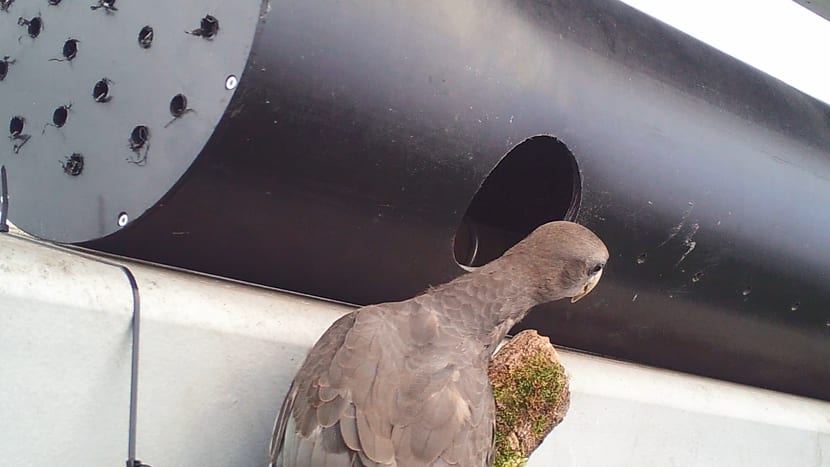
[589,263,604,275]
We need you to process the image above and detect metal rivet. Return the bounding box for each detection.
[225,75,238,90]
[117,212,129,227]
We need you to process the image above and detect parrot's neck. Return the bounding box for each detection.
[425,257,549,353]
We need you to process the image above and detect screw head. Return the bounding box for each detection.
[117,212,129,227]
[225,75,238,90]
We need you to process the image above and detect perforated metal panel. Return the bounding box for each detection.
[0,0,264,241]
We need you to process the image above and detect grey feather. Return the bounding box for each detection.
[269,221,608,467]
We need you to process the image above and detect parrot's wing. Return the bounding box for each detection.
[270,301,495,466]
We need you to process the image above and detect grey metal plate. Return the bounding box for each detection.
[0,0,263,241]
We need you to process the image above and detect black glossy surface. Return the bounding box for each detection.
[7,0,830,399]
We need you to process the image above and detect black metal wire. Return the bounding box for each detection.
[120,265,147,467]
[3,242,148,466]
[0,166,9,233]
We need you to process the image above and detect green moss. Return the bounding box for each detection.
[491,353,567,467]
[495,449,528,467]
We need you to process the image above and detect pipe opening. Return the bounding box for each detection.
[454,135,581,267]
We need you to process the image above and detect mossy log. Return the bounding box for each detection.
[488,330,570,467]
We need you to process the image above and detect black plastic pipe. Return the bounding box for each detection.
[2,0,829,399]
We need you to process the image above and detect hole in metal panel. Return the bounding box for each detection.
[190,15,219,39]
[63,39,79,60]
[9,116,24,136]
[52,106,69,127]
[200,15,219,38]
[62,153,84,176]
[26,17,43,38]
[170,94,187,117]
[138,25,153,48]
[129,125,149,150]
[93,78,111,102]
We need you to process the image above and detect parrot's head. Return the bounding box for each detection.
[503,221,609,304]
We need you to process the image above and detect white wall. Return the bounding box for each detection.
[2,233,829,466]
[620,0,830,105]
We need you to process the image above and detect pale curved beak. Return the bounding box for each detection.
[570,269,603,303]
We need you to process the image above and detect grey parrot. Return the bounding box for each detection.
[270,221,609,466]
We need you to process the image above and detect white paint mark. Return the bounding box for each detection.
[660,203,695,247]
[675,222,700,267]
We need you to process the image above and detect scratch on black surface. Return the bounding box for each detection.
[659,202,694,247]
[675,222,700,267]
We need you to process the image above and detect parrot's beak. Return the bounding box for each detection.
[570,269,603,303]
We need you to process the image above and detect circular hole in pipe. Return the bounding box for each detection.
[129,125,149,149]
[62,39,79,60]
[52,106,68,127]
[9,116,24,136]
[169,93,187,117]
[93,79,110,102]
[138,25,153,48]
[454,135,581,267]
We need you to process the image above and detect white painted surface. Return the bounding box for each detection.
[2,233,830,466]
[530,353,830,467]
[619,0,830,105]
